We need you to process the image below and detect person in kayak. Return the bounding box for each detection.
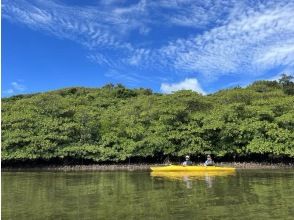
[182,155,192,166]
[204,155,214,166]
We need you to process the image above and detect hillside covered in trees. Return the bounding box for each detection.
[2,75,294,165]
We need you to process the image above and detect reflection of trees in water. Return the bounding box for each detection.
[2,171,294,219]
[151,170,294,218]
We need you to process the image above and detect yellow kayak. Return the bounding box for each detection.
[150,165,236,172]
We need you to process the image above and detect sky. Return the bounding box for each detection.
[2,0,294,96]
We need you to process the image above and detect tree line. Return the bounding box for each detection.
[2,74,294,164]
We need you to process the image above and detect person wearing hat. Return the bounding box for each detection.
[204,155,214,166]
[182,155,192,166]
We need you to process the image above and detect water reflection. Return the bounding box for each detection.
[3,170,294,220]
[151,171,236,188]
[205,175,213,188]
[182,175,192,189]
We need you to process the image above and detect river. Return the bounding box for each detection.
[2,169,294,219]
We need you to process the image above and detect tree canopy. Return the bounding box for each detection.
[2,77,294,164]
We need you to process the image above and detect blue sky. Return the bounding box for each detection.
[2,0,294,96]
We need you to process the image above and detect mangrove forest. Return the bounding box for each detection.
[2,75,294,165]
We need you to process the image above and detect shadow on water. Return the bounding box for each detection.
[2,169,294,220]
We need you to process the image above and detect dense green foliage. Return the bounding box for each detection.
[2,76,294,163]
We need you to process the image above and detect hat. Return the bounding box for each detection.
[185,155,190,159]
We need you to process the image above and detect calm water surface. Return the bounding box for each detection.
[2,169,294,220]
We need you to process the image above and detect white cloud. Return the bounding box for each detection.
[105,69,140,83]
[166,1,237,28]
[160,78,206,94]
[255,43,294,68]
[3,0,294,85]
[87,53,118,68]
[126,48,151,66]
[112,0,147,15]
[158,1,294,79]
[2,0,131,50]
[3,81,26,95]
[3,89,14,95]
[11,82,26,91]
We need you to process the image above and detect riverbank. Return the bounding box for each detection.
[2,162,294,171]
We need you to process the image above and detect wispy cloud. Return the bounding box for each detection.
[3,81,26,95]
[3,89,14,95]
[160,78,206,94]
[164,1,237,28]
[3,0,294,89]
[2,0,132,49]
[255,43,294,68]
[125,48,151,66]
[105,69,141,84]
[11,82,26,91]
[159,1,294,79]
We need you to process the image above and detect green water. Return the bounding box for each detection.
[2,169,294,220]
